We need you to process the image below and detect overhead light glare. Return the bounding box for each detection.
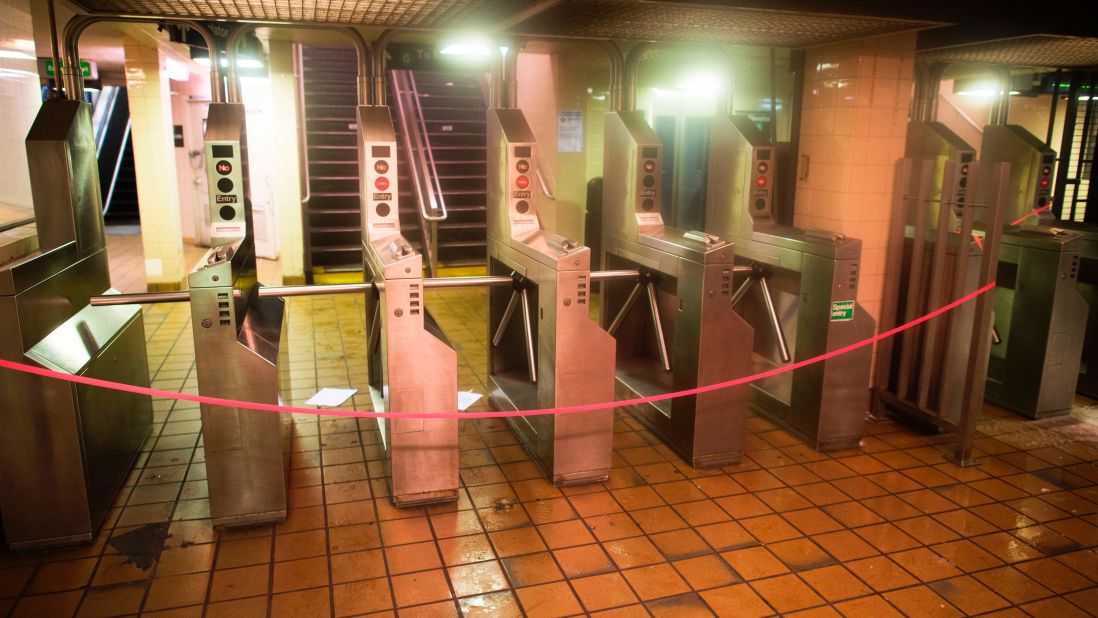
[440,42,490,57]
[0,49,34,60]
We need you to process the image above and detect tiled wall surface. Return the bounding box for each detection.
[123,35,186,290]
[794,32,917,322]
[269,40,305,283]
[0,0,39,212]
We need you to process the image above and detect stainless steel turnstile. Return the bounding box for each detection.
[487,107,617,485]
[602,110,752,467]
[360,105,459,505]
[192,103,291,527]
[978,125,1087,417]
[904,120,1086,418]
[706,115,874,451]
[0,98,152,550]
[1056,220,1098,399]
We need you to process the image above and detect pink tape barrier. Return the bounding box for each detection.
[0,282,997,420]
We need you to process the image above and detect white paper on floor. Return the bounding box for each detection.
[305,387,358,407]
[457,391,483,411]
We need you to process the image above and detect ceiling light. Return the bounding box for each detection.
[440,43,490,57]
[0,49,33,60]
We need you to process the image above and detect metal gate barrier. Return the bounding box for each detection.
[484,47,618,485]
[706,116,875,452]
[979,126,1087,417]
[875,158,1009,465]
[906,62,1088,419]
[601,112,752,467]
[360,104,461,505]
[0,97,153,549]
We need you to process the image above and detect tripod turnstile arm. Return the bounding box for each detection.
[607,282,644,337]
[645,282,672,372]
[757,276,792,364]
[520,288,537,384]
[492,291,521,347]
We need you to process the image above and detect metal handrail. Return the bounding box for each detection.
[408,72,448,221]
[102,120,130,216]
[293,45,312,210]
[93,85,119,156]
[391,69,442,275]
[938,92,984,136]
[536,164,555,200]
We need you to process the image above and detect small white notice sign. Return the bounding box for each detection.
[557,110,583,153]
[305,387,358,407]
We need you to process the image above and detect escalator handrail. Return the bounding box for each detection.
[102,120,131,216]
[391,69,438,274]
[407,72,448,222]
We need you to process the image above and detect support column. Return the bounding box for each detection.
[268,39,305,284]
[123,35,186,291]
[794,32,917,322]
[0,0,40,211]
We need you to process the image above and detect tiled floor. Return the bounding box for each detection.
[105,227,280,293]
[1,259,1097,616]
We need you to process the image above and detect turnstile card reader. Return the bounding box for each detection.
[978,125,1086,417]
[0,98,152,550]
[360,105,459,506]
[487,108,616,485]
[706,114,873,451]
[192,103,291,527]
[205,105,250,245]
[602,110,752,467]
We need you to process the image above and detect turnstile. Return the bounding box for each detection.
[706,114,874,451]
[602,110,752,467]
[487,108,617,485]
[0,98,152,550]
[360,105,459,505]
[1055,220,1098,399]
[191,103,291,527]
[904,121,1086,418]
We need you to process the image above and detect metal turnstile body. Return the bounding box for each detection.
[979,125,1086,417]
[191,103,291,527]
[487,108,616,485]
[602,111,751,467]
[0,99,152,550]
[1055,220,1098,398]
[360,106,459,505]
[706,114,873,451]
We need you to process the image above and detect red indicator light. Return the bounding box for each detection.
[757,161,769,174]
[643,160,656,173]
[1042,165,1051,175]
[756,176,767,188]
[1040,177,1050,188]
[516,175,530,189]
[375,176,389,191]
[961,164,969,175]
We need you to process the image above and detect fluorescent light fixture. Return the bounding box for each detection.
[0,49,34,60]
[0,67,37,79]
[675,71,722,93]
[440,43,490,57]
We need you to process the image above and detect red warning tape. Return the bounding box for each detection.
[0,282,997,420]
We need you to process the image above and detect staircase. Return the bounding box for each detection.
[297,45,489,276]
[96,87,139,223]
[398,71,488,267]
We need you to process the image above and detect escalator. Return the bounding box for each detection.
[94,86,139,224]
[296,45,489,277]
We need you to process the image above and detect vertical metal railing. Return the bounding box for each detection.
[874,158,1010,466]
[102,121,130,216]
[293,44,315,283]
[390,69,448,276]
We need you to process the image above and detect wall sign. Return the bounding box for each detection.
[557,110,583,153]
